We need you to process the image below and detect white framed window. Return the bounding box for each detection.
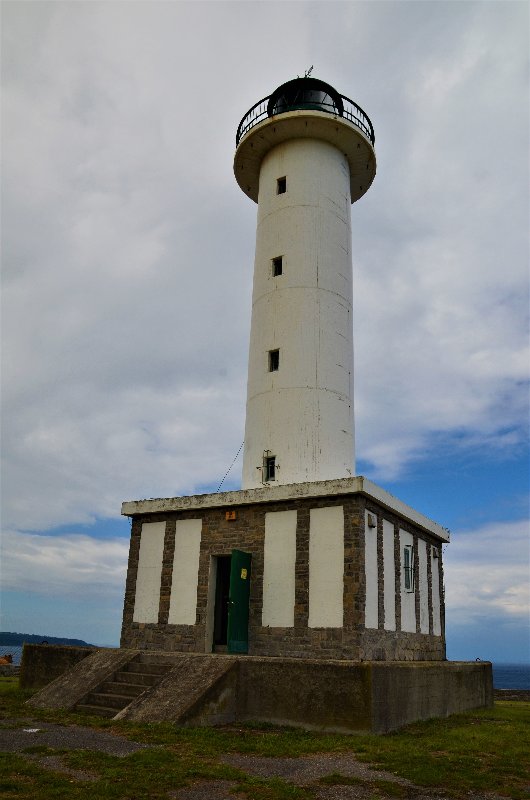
[263,455,276,481]
[403,544,414,592]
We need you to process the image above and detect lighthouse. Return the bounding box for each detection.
[28,74,490,732]
[121,76,450,665]
[113,75,490,731]
[234,77,376,488]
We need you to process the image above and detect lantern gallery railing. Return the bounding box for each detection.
[236,92,375,146]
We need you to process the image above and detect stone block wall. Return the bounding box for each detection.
[120,490,446,661]
[361,499,445,661]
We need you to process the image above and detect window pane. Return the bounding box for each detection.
[265,456,276,481]
[269,349,279,371]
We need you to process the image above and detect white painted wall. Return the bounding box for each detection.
[418,539,429,634]
[431,548,442,636]
[168,519,202,625]
[308,506,344,628]
[399,529,416,633]
[262,510,297,627]
[364,512,378,629]
[242,138,355,488]
[383,519,396,631]
[133,521,165,624]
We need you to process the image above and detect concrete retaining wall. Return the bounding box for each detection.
[235,657,493,733]
[24,646,493,733]
[26,649,136,709]
[238,658,373,732]
[20,644,98,689]
[370,661,494,733]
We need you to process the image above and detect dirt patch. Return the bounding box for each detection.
[0,718,150,757]
[24,753,99,782]
[169,781,238,800]
[221,752,413,786]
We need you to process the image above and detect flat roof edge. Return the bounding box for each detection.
[121,476,449,542]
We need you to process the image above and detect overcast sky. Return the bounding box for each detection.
[1,1,528,661]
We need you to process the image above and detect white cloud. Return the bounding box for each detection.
[444,519,530,625]
[0,529,129,598]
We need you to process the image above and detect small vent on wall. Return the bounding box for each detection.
[268,349,280,372]
[367,513,377,529]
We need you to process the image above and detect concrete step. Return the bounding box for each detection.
[113,670,161,686]
[136,652,182,666]
[76,703,117,718]
[100,681,146,697]
[116,655,237,723]
[74,656,176,719]
[123,662,173,677]
[85,691,132,710]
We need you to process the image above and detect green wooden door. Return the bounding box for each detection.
[227,549,252,654]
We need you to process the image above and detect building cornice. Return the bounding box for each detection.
[121,476,450,542]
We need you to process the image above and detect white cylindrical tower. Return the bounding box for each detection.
[234,78,376,489]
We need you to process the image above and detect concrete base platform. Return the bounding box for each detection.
[237,657,493,733]
[25,647,493,734]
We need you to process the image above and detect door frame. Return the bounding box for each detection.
[204,555,218,652]
[204,551,252,654]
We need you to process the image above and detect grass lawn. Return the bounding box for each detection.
[1,678,529,800]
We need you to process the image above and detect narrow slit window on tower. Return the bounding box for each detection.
[272,256,283,276]
[264,455,276,482]
[268,349,279,372]
[277,176,286,194]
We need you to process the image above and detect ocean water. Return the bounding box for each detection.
[492,663,530,690]
[1,646,529,688]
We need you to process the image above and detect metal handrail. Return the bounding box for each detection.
[236,93,375,146]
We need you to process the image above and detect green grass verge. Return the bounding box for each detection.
[1,678,529,800]
[0,677,19,692]
[354,704,530,799]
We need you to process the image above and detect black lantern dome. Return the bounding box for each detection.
[266,77,344,118]
[234,76,376,204]
[236,77,374,147]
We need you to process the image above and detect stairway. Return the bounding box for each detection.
[76,654,174,718]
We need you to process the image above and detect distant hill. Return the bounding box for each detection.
[0,631,94,647]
